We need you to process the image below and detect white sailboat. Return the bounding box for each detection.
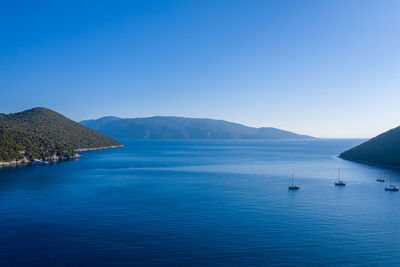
[385,176,399,191]
[376,176,386,182]
[335,168,346,186]
[288,173,300,190]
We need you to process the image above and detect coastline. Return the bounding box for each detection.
[0,158,30,168]
[74,144,124,152]
[339,154,400,169]
[0,144,124,168]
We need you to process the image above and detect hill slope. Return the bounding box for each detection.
[81,116,313,140]
[0,107,122,165]
[0,128,75,163]
[340,126,400,166]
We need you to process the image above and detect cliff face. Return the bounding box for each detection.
[340,125,400,167]
[0,108,122,167]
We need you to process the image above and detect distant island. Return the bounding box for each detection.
[81,116,313,140]
[340,125,400,167]
[0,107,122,167]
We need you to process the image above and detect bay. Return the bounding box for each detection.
[1,139,399,266]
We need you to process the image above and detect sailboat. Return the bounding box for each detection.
[335,168,346,186]
[288,173,300,190]
[385,176,399,191]
[376,176,386,182]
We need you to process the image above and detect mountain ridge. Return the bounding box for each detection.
[81,116,313,140]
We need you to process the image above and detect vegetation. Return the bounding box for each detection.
[340,126,400,166]
[0,129,75,162]
[81,116,313,140]
[0,107,122,163]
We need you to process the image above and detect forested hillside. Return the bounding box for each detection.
[0,107,122,164]
[340,126,400,166]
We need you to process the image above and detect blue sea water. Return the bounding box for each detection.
[1,139,400,266]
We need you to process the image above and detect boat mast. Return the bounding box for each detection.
[292,173,294,186]
[338,168,341,182]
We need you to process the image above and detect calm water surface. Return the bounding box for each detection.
[1,139,400,266]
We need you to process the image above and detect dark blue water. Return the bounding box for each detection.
[1,139,400,266]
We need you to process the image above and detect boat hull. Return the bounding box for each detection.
[288,185,300,190]
[385,187,399,191]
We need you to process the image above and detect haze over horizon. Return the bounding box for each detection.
[1,0,400,138]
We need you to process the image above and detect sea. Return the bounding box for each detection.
[1,139,400,266]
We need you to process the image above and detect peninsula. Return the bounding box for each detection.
[0,107,123,167]
[340,125,400,167]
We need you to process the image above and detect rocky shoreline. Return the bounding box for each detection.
[0,158,30,168]
[74,144,124,152]
[0,155,79,168]
[0,145,124,168]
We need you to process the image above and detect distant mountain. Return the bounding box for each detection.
[340,126,400,166]
[0,107,122,166]
[81,116,313,140]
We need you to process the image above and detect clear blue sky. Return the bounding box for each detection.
[1,0,399,138]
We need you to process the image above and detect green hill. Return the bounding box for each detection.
[340,126,400,166]
[0,128,75,162]
[81,116,313,140]
[0,107,122,165]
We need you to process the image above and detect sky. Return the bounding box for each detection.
[1,0,400,138]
